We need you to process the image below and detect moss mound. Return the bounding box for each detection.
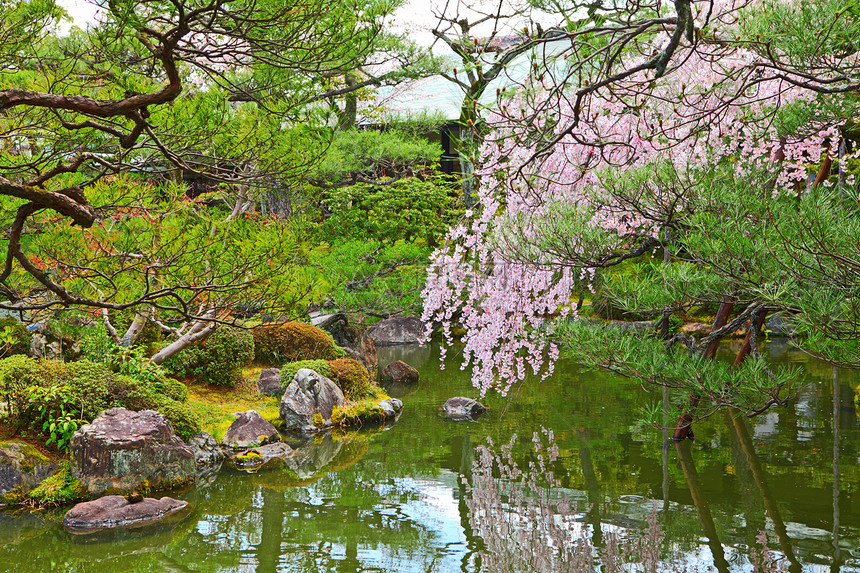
[252,322,343,366]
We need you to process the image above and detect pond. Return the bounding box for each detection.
[0,339,857,572]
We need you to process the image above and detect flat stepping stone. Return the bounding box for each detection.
[63,495,191,534]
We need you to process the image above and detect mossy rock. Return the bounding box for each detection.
[280,358,373,400]
[0,440,59,502]
[252,322,344,366]
[26,462,88,507]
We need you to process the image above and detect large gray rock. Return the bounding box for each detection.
[187,432,225,467]
[227,442,293,472]
[70,408,195,495]
[280,369,345,432]
[443,397,487,421]
[257,368,283,396]
[221,410,280,450]
[63,495,191,534]
[380,360,419,385]
[367,317,425,346]
[0,441,57,502]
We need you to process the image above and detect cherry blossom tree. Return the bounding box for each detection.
[422,0,860,427]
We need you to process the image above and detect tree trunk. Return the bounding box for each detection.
[150,318,216,365]
[673,298,734,441]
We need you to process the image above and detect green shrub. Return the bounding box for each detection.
[165,326,254,387]
[253,322,343,366]
[0,318,30,359]
[0,356,199,447]
[0,354,40,415]
[152,400,201,441]
[327,358,373,399]
[158,376,188,403]
[280,359,331,388]
[107,374,199,439]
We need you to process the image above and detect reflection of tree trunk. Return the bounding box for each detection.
[453,434,480,571]
[256,489,285,573]
[342,507,361,572]
[832,366,842,573]
[675,441,731,573]
[662,385,670,512]
[675,442,729,572]
[673,299,734,441]
[726,409,802,573]
[577,428,603,547]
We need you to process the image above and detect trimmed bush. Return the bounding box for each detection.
[280,359,331,389]
[0,318,30,359]
[166,326,254,387]
[327,358,373,399]
[253,322,343,366]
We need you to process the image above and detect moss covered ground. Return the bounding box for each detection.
[186,367,281,441]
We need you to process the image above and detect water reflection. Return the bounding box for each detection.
[0,344,857,572]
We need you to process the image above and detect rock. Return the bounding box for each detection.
[377,398,403,419]
[380,360,419,385]
[0,441,57,503]
[280,369,345,432]
[63,495,191,534]
[765,314,795,337]
[312,312,378,379]
[443,397,487,421]
[227,442,293,472]
[284,434,342,479]
[221,410,280,450]
[187,432,225,467]
[257,368,283,396]
[680,322,712,336]
[29,320,82,361]
[367,317,425,346]
[70,408,195,496]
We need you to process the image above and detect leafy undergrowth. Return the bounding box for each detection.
[187,367,280,441]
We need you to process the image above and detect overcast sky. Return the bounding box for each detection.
[54,0,545,52]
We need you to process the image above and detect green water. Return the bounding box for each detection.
[0,340,858,572]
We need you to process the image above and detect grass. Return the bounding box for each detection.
[186,365,281,441]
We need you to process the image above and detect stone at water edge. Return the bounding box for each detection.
[70,408,195,496]
[63,495,191,533]
[221,410,280,450]
[443,397,487,421]
[227,442,293,472]
[380,360,420,385]
[366,317,424,346]
[257,368,283,396]
[187,432,225,467]
[377,398,403,419]
[279,368,345,432]
[0,441,57,502]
